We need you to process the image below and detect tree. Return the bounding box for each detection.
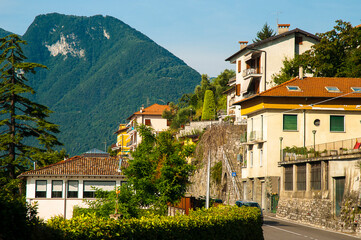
[124,125,194,213]
[0,34,62,183]
[253,23,276,43]
[201,90,216,120]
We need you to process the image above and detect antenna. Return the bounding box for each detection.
[104,139,107,152]
[273,11,282,27]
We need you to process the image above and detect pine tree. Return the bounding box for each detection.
[253,23,276,43]
[201,90,216,120]
[0,34,62,180]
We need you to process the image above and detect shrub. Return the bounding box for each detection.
[47,205,263,240]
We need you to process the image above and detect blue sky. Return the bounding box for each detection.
[1,0,360,76]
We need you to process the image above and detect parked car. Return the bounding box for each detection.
[235,200,263,219]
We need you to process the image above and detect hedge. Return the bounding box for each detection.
[47,205,264,240]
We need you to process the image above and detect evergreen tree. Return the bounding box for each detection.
[0,34,62,182]
[253,23,276,43]
[201,90,216,120]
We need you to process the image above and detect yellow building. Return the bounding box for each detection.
[111,124,130,156]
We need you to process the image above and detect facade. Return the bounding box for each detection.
[18,150,128,220]
[111,124,130,156]
[235,77,361,212]
[127,103,170,150]
[225,24,319,122]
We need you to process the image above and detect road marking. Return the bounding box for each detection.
[264,224,318,239]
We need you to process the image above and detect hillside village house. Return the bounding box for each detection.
[18,149,127,220]
[235,76,361,213]
[225,24,319,123]
[111,124,131,156]
[127,103,170,150]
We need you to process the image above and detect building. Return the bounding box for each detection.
[111,124,130,156]
[234,76,361,212]
[225,24,319,122]
[127,103,170,150]
[18,149,128,220]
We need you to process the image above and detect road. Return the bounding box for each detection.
[263,216,361,240]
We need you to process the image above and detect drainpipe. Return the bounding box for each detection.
[64,177,67,219]
[303,110,306,147]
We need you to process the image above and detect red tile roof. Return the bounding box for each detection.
[18,156,128,178]
[234,77,361,105]
[127,103,170,120]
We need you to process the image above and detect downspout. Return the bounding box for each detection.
[303,110,306,147]
[64,177,67,219]
[264,51,267,92]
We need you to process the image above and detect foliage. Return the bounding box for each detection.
[201,90,216,120]
[29,149,68,168]
[124,125,195,213]
[253,23,276,43]
[107,146,117,157]
[283,146,308,155]
[47,205,263,240]
[211,161,222,185]
[273,20,361,84]
[0,34,62,181]
[16,13,201,155]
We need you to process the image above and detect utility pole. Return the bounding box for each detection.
[206,150,211,209]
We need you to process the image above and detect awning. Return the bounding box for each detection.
[241,77,252,94]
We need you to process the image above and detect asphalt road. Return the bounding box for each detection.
[263,216,361,240]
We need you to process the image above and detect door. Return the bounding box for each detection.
[335,177,345,216]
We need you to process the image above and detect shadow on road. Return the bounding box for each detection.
[263,220,288,227]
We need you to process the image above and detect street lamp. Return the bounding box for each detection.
[312,130,317,152]
[279,137,283,161]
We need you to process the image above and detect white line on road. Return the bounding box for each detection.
[263,224,318,240]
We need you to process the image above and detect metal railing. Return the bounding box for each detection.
[242,68,262,78]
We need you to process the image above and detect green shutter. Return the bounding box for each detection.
[330,116,344,132]
[283,114,297,131]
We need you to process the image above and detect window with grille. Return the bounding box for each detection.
[311,163,321,190]
[145,119,151,126]
[283,114,297,131]
[83,181,116,198]
[297,164,306,191]
[284,166,293,191]
[36,180,47,198]
[52,180,63,198]
[330,115,344,132]
[67,180,79,198]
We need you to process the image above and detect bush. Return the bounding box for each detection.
[47,205,263,240]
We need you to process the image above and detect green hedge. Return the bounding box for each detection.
[47,205,263,240]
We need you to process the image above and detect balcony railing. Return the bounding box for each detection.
[241,130,263,143]
[242,68,262,78]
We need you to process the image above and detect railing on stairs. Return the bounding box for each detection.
[222,148,241,200]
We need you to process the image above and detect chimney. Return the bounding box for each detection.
[278,24,290,35]
[299,66,304,80]
[140,104,144,113]
[238,41,248,50]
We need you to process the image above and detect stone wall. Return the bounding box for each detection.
[187,125,246,205]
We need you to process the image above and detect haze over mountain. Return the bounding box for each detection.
[1,13,201,155]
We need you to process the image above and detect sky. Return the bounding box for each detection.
[0,0,361,77]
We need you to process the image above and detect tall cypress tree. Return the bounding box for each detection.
[0,34,62,180]
[201,90,216,120]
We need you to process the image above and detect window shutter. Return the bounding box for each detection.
[145,119,151,126]
[283,114,297,131]
[236,84,241,96]
[238,60,241,73]
[330,116,344,132]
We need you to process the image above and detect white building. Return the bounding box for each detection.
[225,24,319,123]
[18,149,127,220]
[127,103,170,150]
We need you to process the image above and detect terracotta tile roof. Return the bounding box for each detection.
[234,77,361,105]
[127,103,170,120]
[18,156,128,178]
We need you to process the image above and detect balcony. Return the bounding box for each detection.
[241,130,264,144]
[242,68,262,79]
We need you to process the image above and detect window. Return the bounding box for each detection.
[259,149,263,167]
[52,180,63,198]
[283,114,298,131]
[311,163,321,190]
[284,166,293,191]
[295,36,303,45]
[351,87,361,92]
[83,181,116,198]
[330,115,344,132]
[67,180,79,198]
[236,84,241,96]
[296,165,306,191]
[250,151,253,167]
[286,86,301,91]
[35,180,47,198]
[145,119,151,126]
[238,60,241,73]
[325,86,340,93]
[167,120,171,126]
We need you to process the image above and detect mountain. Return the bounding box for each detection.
[0,28,13,37]
[8,13,201,155]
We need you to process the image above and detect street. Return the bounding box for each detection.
[263,216,361,240]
